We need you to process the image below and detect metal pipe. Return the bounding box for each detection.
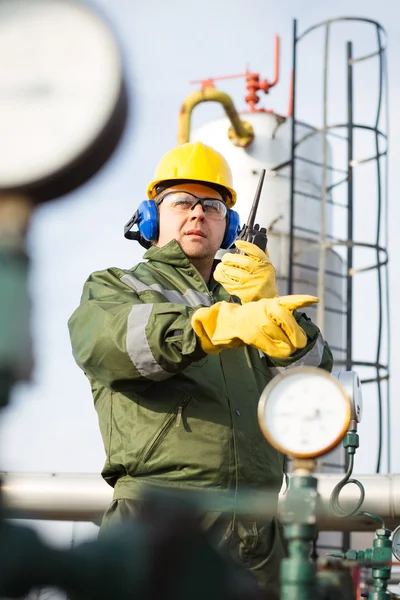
[269,34,280,88]
[1,473,108,523]
[342,40,354,554]
[316,23,330,331]
[177,88,254,147]
[288,19,297,295]
[346,41,354,373]
[2,472,400,531]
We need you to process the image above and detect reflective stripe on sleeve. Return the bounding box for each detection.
[268,333,325,376]
[126,304,173,381]
[121,273,211,307]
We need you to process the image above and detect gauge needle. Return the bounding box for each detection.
[302,408,322,421]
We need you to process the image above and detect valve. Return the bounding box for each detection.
[328,529,393,600]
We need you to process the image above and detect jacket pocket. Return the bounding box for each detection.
[137,394,192,464]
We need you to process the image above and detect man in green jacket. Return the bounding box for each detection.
[68,141,333,598]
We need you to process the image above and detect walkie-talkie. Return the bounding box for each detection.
[236,169,268,251]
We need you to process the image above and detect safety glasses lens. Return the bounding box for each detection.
[161,193,227,220]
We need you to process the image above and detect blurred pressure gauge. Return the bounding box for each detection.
[0,0,127,202]
[258,367,351,459]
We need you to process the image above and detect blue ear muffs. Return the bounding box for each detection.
[124,200,158,248]
[135,200,159,242]
[124,201,240,250]
[221,209,240,249]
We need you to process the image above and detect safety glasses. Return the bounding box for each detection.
[157,191,227,221]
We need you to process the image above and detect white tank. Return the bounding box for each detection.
[192,112,345,363]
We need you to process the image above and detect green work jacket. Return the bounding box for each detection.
[68,239,333,598]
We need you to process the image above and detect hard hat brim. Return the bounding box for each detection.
[147,178,236,208]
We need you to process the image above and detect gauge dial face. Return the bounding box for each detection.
[392,526,400,562]
[0,0,123,188]
[258,367,351,458]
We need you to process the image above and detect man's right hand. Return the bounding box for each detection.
[192,295,319,359]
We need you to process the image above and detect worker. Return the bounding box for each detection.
[68,141,333,599]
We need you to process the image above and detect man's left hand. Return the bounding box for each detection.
[214,240,278,302]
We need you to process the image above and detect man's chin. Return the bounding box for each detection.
[180,239,210,259]
[183,248,210,259]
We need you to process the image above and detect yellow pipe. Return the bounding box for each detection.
[178,88,254,148]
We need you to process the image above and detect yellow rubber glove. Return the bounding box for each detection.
[214,240,278,303]
[192,295,319,359]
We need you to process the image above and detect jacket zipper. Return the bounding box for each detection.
[140,395,191,463]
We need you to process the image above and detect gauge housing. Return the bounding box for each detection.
[0,0,127,203]
[258,367,351,459]
[331,370,363,425]
[392,525,400,562]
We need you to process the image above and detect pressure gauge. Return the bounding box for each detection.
[392,525,400,562]
[258,367,351,458]
[331,370,363,425]
[0,0,127,202]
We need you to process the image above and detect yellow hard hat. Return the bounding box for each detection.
[147,141,237,208]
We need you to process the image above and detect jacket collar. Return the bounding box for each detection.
[143,240,230,299]
[143,239,194,268]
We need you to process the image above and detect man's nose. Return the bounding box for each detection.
[189,202,205,219]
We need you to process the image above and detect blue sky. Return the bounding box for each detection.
[0,0,398,492]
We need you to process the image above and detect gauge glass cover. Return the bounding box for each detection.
[258,369,351,458]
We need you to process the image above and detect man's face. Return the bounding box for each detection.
[155,182,227,259]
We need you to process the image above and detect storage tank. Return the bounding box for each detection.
[191,111,345,366]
